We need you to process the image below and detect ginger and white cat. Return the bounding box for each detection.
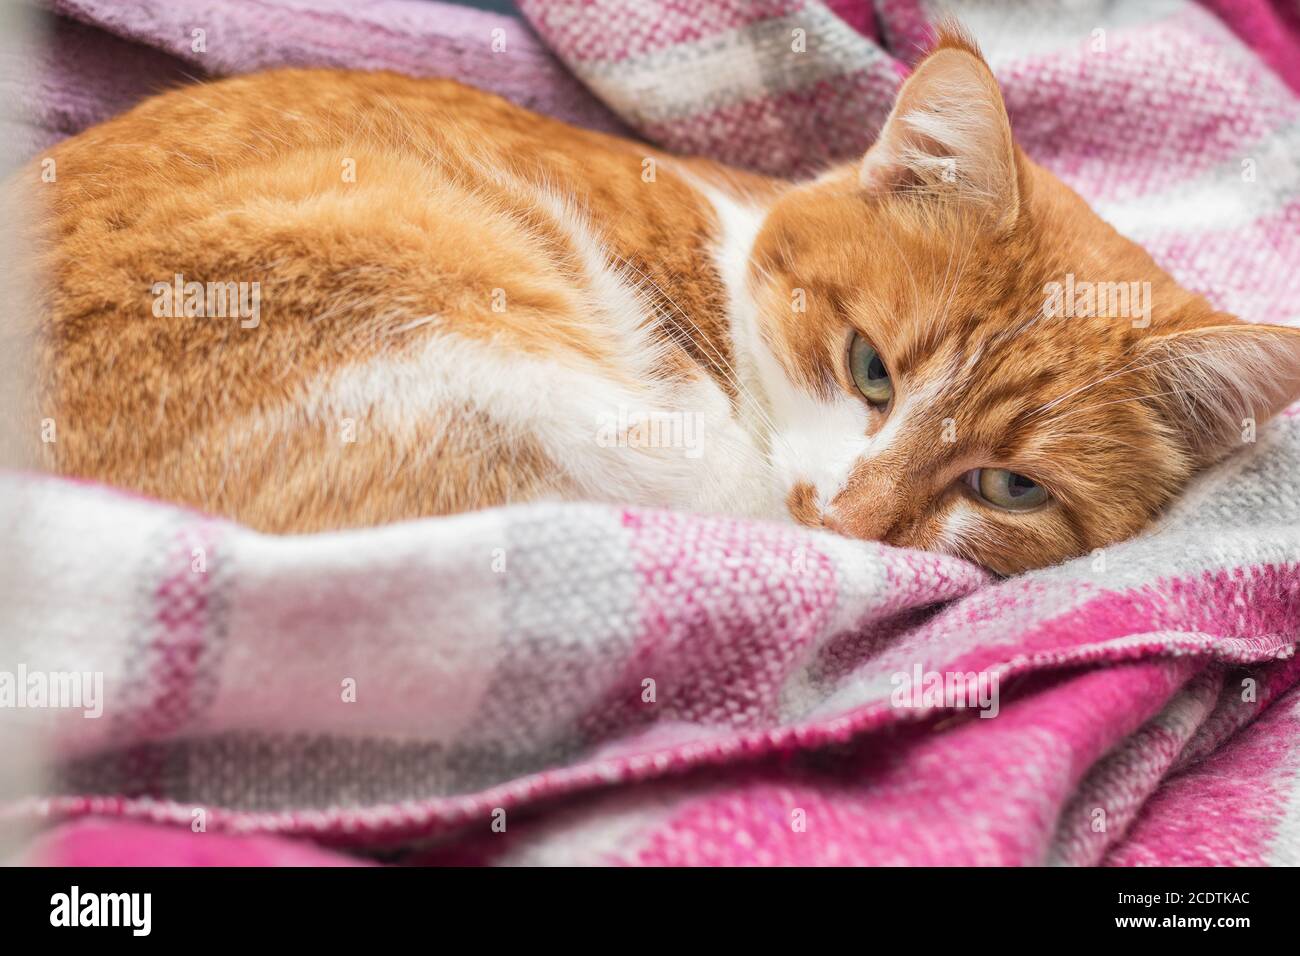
[24,28,1300,574]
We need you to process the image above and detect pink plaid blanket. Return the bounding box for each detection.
[6,0,1300,865]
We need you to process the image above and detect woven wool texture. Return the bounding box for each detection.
[5,0,1300,864]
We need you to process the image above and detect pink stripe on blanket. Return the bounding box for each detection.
[886,563,1300,686]
[28,819,368,867]
[875,0,934,63]
[1198,0,1300,92]
[1106,680,1300,865]
[96,519,228,797]
[144,522,225,739]
[824,0,878,41]
[621,508,838,728]
[1175,653,1300,769]
[629,661,1192,865]
[1049,669,1225,865]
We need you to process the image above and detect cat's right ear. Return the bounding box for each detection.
[859,25,1019,229]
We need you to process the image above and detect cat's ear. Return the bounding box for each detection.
[859,26,1019,228]
[1139,321,1300,465]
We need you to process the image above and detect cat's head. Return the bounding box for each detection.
[749,25,1300,574]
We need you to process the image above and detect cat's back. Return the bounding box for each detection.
[28,69,774,531]
[43,68,642,199]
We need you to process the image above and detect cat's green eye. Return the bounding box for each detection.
[966,468,1049,512]
[849,333,892,406]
